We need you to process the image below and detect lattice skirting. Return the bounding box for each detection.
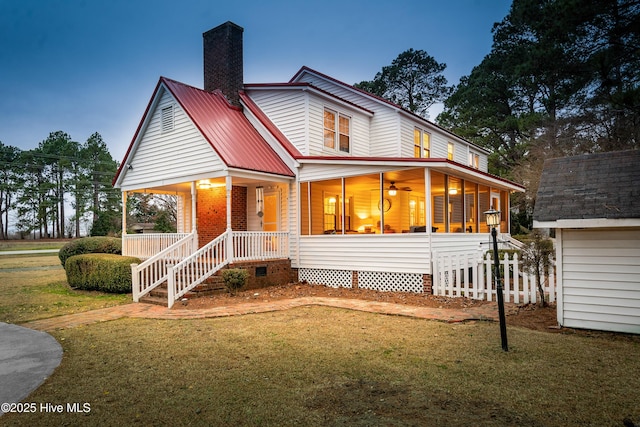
[358,271,425,293]
[298,268,427,293]
[298,268,353,288]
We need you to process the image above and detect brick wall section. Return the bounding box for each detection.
[231,186,247,230]
[352,271,359,289]
[203,21,243,106]
[423,274,433,294]
[197,185,247,246]
[225,259,296,291]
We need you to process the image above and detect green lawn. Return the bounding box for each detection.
[1,254,639,426]
[0,254,130,324]
[0,239,70,252]
[2,310,639,426]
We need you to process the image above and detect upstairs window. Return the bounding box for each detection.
[413,128,430,158]
[423,132,430,158]
[447,142,454,161]
[161,105,174,133]
[469,152,480,169]
[324,108,350,153]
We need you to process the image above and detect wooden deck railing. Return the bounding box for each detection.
[130,232,197,302]
[232,231,289,261]
[123,233,191,259]
[128,230,290,308]
[168,231,230,306]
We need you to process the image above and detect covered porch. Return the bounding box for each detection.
[121,173,293,307]
[296,164,522,293]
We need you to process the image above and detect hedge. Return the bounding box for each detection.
[59,236,122,267]
[65,253,140,293]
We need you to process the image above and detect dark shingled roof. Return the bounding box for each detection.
[534,150,640,222]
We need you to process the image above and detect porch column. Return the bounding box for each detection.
[191,181,197,233]
[122,191,127,235]
[425,169,431,234]
[225,175,233,262]
[225,175,232,231]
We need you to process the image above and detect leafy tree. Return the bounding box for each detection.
[439,0,640,233]
[520,230,555,307]
[127,193,176,233]
[36,131,80,238]
[355,48,452,118]
[80,132,120,235]
[0,142,21,239]
[580,0,640,151]
[90,209,121,236]
[153,210,176,233]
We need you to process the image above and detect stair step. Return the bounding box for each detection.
[139,294,169,306]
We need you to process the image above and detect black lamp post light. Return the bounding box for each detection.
[484,208,508,352]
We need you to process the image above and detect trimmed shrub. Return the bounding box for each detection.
[65,253,140,293]
[221,268,249,295]
[59,236,122,267]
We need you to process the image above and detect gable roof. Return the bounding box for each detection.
[114,77,294,185]
[289,66,490,155]
[534,150,640,222]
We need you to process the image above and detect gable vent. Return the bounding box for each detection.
[161,105,174,133]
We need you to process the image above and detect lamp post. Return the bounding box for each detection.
[485,208,508,352]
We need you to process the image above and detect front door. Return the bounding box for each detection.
[262,193,279,231]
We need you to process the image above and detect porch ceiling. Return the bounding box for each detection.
[127,175,289,195]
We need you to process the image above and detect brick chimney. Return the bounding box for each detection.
[203,21,244,106]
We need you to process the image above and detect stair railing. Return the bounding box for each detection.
[167,230,230,308]
[131,232,197,302]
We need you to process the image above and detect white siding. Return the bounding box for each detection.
[431,233,489,254]
[119,88,223,190]
[560,228,640,334]
[299,234,431,274]
[429,132,449,159]
[297,73,401,156]
[306,94,370,157]
[299,163,400,182]
[247,89,308,155]
[176,192,193,233]
[369,113,401,157]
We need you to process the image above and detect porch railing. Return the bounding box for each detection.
[123,233,191,259]
[168,231,230,306]
[233,231,289,261]
[164,230,290,308]
[131,232,197,302]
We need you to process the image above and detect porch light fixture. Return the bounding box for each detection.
[448,188,458,195]
[388,182,397,196]
[484,208,508,351]
[198,179,212,189]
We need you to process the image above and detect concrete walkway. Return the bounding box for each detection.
[22,297,505,332]
[0,323,63,415]
[0,249,60,256]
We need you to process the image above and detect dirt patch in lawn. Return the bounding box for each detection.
[180,282,563,333]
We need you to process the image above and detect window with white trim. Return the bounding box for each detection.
[447,142,454,160]
[469,152,480,169]
[324,108,350,153]
[413,128,430,158]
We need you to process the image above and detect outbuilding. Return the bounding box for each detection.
[533,150,640,334]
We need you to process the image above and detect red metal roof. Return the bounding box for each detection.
[114,77,295,184]
[162,77,294,177]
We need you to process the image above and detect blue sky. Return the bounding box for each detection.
[1,0,512,162]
